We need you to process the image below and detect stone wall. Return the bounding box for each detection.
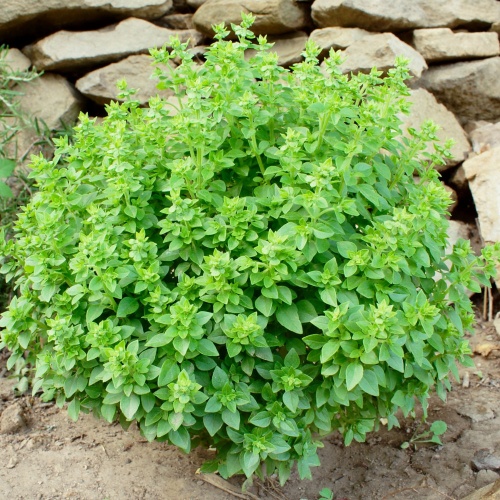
[2,0,500,282]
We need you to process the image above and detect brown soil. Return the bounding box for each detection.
[2,317,500,500]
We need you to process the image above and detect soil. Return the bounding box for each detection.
[2,315,500,500]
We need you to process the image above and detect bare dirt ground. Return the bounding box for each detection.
[2,315,500,500]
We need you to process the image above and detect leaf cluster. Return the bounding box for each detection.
[1,15,498,484]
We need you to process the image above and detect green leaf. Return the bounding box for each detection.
[168,427,191,452]
[283,391,299,413]
[0,159,15,178]
[203,413,223,436]
[222,408,240,429]
[197,339,219,357]
[212,366,229,390]
[276,304,302,334]
[249,411,271,427]
[430,420,447,436]
[120,393,140,420]
[337,241,357,258]
[117,297,139,318]
[86,304,105,324]
[67,399,80,422]
[158,359,180,386]
[101,404,116,423]
[255,295,274,316]
[345,362,364,391]
[303,334,328,350]
[284,348,300,369]
[359,370,379,396]
[320,340,339,363]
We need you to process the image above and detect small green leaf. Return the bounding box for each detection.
[255,295,274,317]
[120,393,140,420]
[117,297,139,318]
[345,362,364,391]
[430,420,447,436]
[276,304,302,334]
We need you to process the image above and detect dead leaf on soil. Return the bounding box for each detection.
[474,343,500,357]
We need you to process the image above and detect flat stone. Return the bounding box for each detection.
[246,32,308,67]
[16,74,84,130]
[3,48,31,73]
[420,57,500,121]
[23,18,203,72]
[0,0,174,42]
[469,121,500,153]
[456,399,497,422]
[187,0,208,7]
[309,27,376,59]
[311,0,500,32]
[0,403,26,434]
[413,28,500,63]
[192,0,310,37]
[76,55,175,106]
[401,88,471,169]
[337,33,427,78]
[476,470,500,489]
[471,449,500,472]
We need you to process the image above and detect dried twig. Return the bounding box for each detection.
[196,472,260,500]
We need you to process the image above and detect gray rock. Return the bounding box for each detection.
[246,32,308,67]
[157,13,194,30]
[23,18,203,72]
[309,27,376,59]
[192,0,310,37]
[0,0,174,41]
[3,48,31,73]
[0,403,26,434]
[413,28,500,63]
[76,55,175,106]
[469,121,500,153]
[401,88,470,170]
[471,449,500,472]
[420,57,500,121]
[337,33,427,78]
[311,0,500,32]
[463,147,500,288]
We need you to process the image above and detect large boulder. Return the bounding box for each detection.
[0,0,173,42]
[462,147,500,287]
[23,18,203,72]
[4,74,84,164]
[16,74,84,130]
[420,57,500,121]
[337,33,427,78]
[401,89,471,170]
[75,55,175,106]
[193,0,310,36]
[311,0,500,32]
[309,27,375,59]
[413,28,499,63]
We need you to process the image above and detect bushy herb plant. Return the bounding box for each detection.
[0,16,498,483]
